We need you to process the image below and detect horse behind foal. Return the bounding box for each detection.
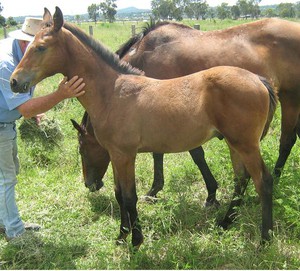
[71,112,219,205]
[10,7,276,247]
[117,18,300,179]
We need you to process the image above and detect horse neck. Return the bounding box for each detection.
[62,31,118,115]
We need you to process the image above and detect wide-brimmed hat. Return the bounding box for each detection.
[9,17,43,41]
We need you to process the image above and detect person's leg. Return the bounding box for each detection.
[0,123,25,239]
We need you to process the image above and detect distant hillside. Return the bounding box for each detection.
[116,7,152,20]
[117,7,151,14]
[11,7,151,23]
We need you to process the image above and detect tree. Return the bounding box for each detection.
[231,5,240,19]
[295,2,300,18]
[0,15,5,27]
[206,7,215,20]
[99,0,117,23]
[88,4,100,24]
[151,0,184,21]
[237,0,251,17]
[6,17,17,26]
[216,3,231,19]
[185,0,208,20]
[263,8,276,18]
[75,15,81,24]
[276,3,296,18]
[151,0,174,20]
[237,0,261,19]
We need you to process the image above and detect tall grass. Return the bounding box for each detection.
[0,19,299,269]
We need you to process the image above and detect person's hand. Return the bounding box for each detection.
[57,76,85,99]
[34,113,45,126]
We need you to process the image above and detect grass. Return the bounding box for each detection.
[0,19,300,269]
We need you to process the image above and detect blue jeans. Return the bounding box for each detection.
[0,123,25,238]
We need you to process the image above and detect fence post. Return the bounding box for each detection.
[89,25,93,36]
[194,24,200,30]
[131,24,136,37]
[3,27,7,38]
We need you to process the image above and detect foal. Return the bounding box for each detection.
[11,7,276,247]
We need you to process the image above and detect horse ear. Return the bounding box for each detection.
[71,119,85,135]
[43,7,53,27]
[43,7,52,21]
[53,6,64,32]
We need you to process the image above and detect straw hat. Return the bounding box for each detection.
[9,17,43,41]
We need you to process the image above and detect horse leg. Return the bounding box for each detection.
[110,151,143,248]
[228,145,273,241]
[219,148,250,229]
[115,183,131,244]
[274,100,299,178]
[145,153,164,197]
[189,146,219,207]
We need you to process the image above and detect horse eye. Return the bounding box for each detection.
[37,46,46,52]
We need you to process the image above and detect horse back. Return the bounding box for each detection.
[122,18,300,91]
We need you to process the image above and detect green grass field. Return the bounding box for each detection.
[0,19,299,269]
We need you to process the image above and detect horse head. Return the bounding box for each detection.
[71,119,110,192]
[10,6,66,93]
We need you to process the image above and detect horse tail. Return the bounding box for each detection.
[259,76,278,140]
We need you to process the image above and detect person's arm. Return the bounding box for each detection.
[17,76,85,119]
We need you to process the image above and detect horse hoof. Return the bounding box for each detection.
[132,228,144,249]
[204,199,220,208]
[131,236,143,250]
[217,218,232,230]
[140,195,159,203]
[116,238,127,246]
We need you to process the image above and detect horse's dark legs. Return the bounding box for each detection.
[111,153,143,248]
[260,168,273,242]
[274,100,299,178]
[115,185,131,244]
[147,148,220,207]
[189,146,219,206]
[146,153,164,197]
[219,149,250,229]
[221,147,273,241]
[274,130,297,178]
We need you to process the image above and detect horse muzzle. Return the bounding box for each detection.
[86,179,104,192]
[10,78,31,93]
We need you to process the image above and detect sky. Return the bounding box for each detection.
[1,0,299,18]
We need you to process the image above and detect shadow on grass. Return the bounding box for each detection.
[87,192,120,220]
[0,233,88,270]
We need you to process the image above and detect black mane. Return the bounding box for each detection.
[116,20,192,59]
[63,22,143,76]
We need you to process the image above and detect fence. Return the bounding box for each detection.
[88,23,201,37]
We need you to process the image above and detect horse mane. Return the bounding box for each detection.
[116,20,192,58]
[63,22,143,76]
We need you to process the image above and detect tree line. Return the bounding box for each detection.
[0,2,18,27]
[151,0,300,20]
[87,0,300,23]
[0,0,299,27]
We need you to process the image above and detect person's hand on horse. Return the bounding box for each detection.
[58,75,85,99]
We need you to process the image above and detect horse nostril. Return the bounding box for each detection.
[10,78,17,88]
[24,82,29,91]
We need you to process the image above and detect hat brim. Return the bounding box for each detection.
[8,29,34,42]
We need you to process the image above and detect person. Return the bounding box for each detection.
[0,17,85,241]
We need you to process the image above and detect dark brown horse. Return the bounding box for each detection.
[71,112,220,205]
[10,7,276,247]
[116,18,300,180]
[74,17,300,207]
[71,112,110,192]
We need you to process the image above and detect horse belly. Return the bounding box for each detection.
[138,113,216,153]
